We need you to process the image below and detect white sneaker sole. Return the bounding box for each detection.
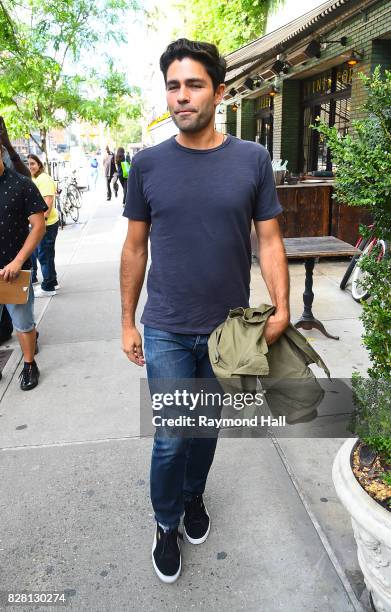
[183,505,211,545]
[151,531,181,584]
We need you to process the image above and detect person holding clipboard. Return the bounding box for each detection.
[0,145,47,390]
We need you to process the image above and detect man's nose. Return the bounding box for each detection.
[177,86,190,102]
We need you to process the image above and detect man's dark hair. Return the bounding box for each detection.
[159,38,226,91]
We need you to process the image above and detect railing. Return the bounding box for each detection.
[47,160,68,181]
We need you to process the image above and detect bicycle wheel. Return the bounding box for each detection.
[67,193,80,223]
[69,184,82,208]
[56,201,65,229]
[351,240,387,302]
[340,236,371,290]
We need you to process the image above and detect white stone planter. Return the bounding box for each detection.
[333,438,391,612]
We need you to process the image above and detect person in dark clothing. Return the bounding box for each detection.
[0,117,32,343]
[120,38,288,583]
[0,145,47,389]
[115,147,129,205]
[103,146,116,200]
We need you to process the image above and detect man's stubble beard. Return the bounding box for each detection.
[171,105,215,133]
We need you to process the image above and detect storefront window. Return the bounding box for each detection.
[255,94,274,158]
[302,63,352,172]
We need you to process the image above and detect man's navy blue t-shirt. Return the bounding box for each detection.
[123,134,283,334]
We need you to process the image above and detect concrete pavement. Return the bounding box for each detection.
[0,184,371,611]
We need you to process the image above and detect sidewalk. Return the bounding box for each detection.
[0,187,371,611]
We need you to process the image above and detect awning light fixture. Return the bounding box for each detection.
[346,49,363,65]
[320,36,348,47]
[244,77,255,90]
[269,85,280,97]
[304,40,321,58]
[271,59,285,74]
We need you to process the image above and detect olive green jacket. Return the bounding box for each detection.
[208,304,330,420]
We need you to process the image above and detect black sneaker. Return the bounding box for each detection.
[152,523,181,583]
[184,495,210,544]
[19,361,40,391]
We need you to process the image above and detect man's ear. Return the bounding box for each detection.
[214,83,225,107]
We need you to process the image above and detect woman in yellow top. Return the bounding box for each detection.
[27,155,59,297]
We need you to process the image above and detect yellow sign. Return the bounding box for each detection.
[257,95,272,110]
[303,63,353,99]
[336,67,353,85]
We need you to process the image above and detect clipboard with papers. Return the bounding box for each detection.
[0,270,31,304]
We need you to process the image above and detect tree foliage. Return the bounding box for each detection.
[314,68,391,467]
[313,67,391,379]
[0,0,142,164]
[313,68,391,237]
[111,116,142,147]
[173,0,285,54]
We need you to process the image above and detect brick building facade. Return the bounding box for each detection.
[224,0,391,174]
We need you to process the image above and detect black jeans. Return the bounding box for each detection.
[35,222,59,291]
[118,176,127,204]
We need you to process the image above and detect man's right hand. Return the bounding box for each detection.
[122,325,145,366]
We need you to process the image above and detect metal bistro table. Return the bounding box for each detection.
[283,236,361,340]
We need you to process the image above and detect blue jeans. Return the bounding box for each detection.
[143,325,220,530]
[32,222,58,291]
[0,279,35,332]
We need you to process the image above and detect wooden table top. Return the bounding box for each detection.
[276,181,334,189]
[283,236,361,259]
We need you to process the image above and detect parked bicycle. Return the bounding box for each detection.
[340,224,389,302]
[55,172,85,228]
[67,170,86,209]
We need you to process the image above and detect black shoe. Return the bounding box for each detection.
[184,495,210,544]
[19,361,40,391]
[152,523,181,583]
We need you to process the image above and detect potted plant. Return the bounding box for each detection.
[313,66,391,611]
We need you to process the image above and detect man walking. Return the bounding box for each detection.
[103,146,116,201]
[0,144,46,389]
[120,38,289,583]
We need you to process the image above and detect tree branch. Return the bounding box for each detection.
[0,0,22,53]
